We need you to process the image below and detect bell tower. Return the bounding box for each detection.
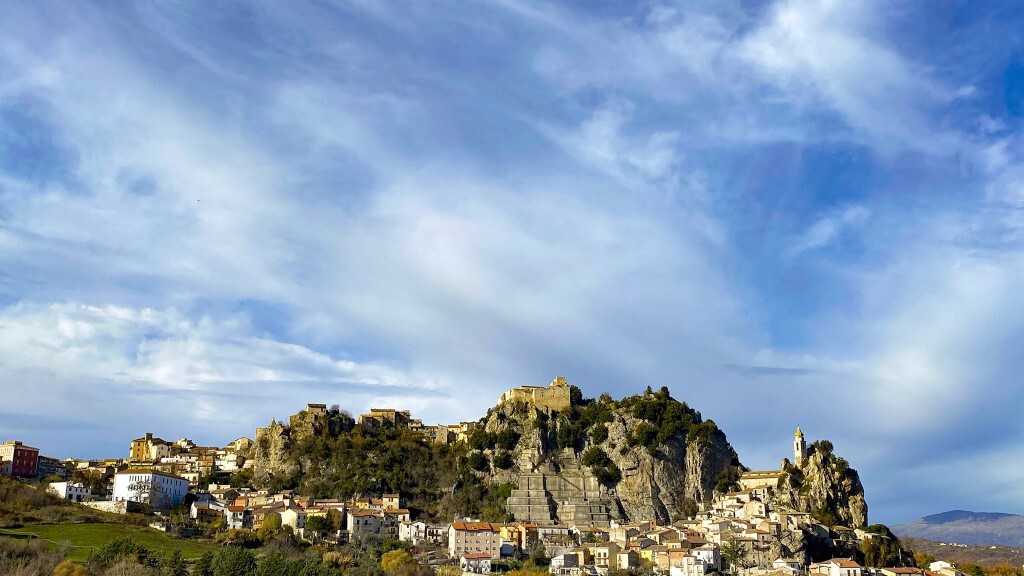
[794,427,807,465]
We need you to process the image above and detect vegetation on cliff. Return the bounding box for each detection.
[248,382,878,530]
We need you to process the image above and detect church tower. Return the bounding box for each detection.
[794,427,807,465]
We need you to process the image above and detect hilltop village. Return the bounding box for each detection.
[1,378,941,576]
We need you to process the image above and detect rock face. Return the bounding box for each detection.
[252,420,298,484]
[604,413,735,521]
[772,443,868,528]
[484,388,739,525]
[251,405,355,485]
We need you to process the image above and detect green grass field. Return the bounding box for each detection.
[0,523,218,563]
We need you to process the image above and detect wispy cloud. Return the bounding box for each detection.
[788,205,871,257]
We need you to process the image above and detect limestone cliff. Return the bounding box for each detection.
[481,386,740,525]
[772,440,869,528]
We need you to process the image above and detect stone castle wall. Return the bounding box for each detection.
[500,376,572,413]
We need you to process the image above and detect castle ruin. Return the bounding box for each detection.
[499,376,572,413]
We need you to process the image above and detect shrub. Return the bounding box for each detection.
[493,451,514,469]
[496,429,520,450]
[53,559,88,576]
[467,452,490,472]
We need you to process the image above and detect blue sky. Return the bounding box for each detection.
[2,0,1023,524]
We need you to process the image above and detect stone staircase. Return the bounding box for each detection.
[506,450,616,526]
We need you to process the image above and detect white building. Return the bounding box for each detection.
[112,469,188,509]
[670,554,714,576]
[281,507,309,535]
[48,481,91,502]
[692,544,721,571]
[550,553,580,575]
[461,553,492,574]
[812,559,862,576]
[773,558,803,575]
[226,505,252,529]
[400,520,427,544]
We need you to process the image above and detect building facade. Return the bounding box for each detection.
[112,469,188,508]
[449,521,502,559]
[48,481,91,501]
[0,441,39,478]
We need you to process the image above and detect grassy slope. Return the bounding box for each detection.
[1,523,218,563]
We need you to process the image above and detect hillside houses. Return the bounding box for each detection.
[6,415,916,576]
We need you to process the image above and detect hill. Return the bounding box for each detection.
[894,511,1024,546]
[246,377,871,532]
[903,536,1024,568]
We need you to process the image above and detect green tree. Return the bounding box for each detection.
[721,539,749,575]
[212,546,257,576]
[255,553,289,576]
[305,515,332,538]
[529,540,549,565]
[469,428,492,451]
[962,565,985,576]
[467,452,490,472]
[496,429,521,450]
[812,504,839,527]
[258,513,283,542]
[493,451,514,469]
[163,550,187,576]
[90,537,156,569]
[193,552,215,576]
[436,566,463,576]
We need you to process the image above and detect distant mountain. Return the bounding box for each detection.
[893,510,1024,546]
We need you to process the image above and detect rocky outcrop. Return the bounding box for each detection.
[483,390,739,524]
[772,442,869,527]
[252,420,299,484]
[251,407,355,485]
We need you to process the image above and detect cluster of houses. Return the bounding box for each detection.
[186,488,413,540]
[443,516,972,576]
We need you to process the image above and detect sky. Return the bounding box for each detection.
[1,0,1023,525]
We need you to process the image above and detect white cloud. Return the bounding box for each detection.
[788,205,870,257]
[0,301,448,453]
[738,0,962,154]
